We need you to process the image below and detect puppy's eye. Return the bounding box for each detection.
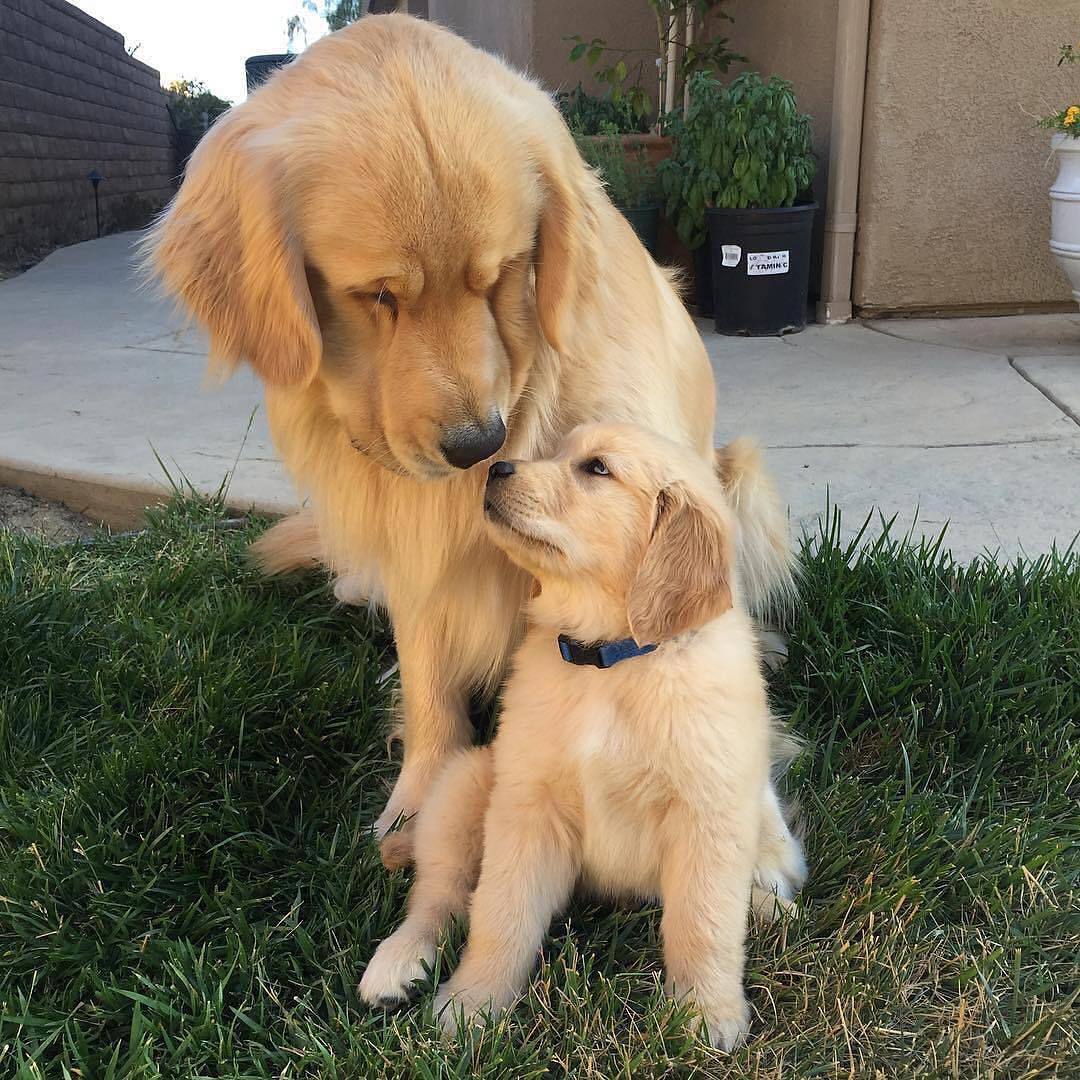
[353,288,398,318]
[581,457,610,477]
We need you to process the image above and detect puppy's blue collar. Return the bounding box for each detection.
[557,634,657,669]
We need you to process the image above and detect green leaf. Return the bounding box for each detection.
[569,43,588,63]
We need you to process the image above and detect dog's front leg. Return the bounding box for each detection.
[375,620,473,857]
[660,808,758,1051]
[433,789,576,1035]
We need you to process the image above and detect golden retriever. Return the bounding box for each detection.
[145,15,792,853]
[358,425,806,1048]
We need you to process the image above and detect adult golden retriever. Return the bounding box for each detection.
[146,15,792,852]
[360,427,806,1048]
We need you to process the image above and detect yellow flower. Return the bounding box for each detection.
[1065,106,1080,126]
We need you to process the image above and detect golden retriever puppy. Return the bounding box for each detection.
[145,14,792,852]
[359,425,806,1049]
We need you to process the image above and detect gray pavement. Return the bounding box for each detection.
[1,233,1078,560]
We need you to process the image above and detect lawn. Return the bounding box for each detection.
[0,497,1076,1078]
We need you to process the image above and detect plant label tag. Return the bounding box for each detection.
[721,244,742,267]
[747,250,790,276]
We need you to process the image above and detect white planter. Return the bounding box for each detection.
[1049,132,1080,306]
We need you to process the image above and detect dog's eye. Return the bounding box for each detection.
[581,457,610,477]
[353,288,398,318]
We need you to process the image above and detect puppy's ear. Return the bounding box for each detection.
[627,484,734,643]
[143,113,320,386]
[533,139,597,354]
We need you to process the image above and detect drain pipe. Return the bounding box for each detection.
[817,0,872,324]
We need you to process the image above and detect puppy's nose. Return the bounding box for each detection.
[440,414,507,470]
[488,460,515,481]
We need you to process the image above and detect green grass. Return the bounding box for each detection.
[0,498,1076,1078]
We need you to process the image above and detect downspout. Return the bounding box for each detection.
[817,0,872,324]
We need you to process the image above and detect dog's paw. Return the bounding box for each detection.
[699,995,751,1052]
[358,932,435,1008]
[751,839,807,923]
[432,981,505,1039]
[752,807,807,922]
[667,981,750,1052]
[379,829,415,870]
[750,884,797,921]
[374,765,433,844]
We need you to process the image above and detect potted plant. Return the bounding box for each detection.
[575,125,662,256]
[661,71,817,334]
[557,83,650,137]
[1041,42,1080,307]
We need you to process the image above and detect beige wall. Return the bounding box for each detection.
[427,0,533,71]
[855,0,1077,314]
[531,0,660,102]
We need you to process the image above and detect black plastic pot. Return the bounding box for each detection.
[693,241,713,317]
[620,204,660,257]
[245,54,295,94]
[706,203,817,335]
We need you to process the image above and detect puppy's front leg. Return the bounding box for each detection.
[361,748,494,1007]
[433,790,576,1035]
[660,809,758,1051]
[375,620,472,855]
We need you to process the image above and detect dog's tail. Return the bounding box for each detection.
[248,510,384,608]
[715,438,798,621]
[249,509,324,575]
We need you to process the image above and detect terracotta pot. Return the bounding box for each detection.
[577,134,693,274]
[575,133,673,167]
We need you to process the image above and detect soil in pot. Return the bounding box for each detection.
[706,203,817,335]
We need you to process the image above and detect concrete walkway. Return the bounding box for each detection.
[1,233,1078,560]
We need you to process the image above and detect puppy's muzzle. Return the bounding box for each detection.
[484,459,516,520]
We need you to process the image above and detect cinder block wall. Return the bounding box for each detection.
[0,0,176,261]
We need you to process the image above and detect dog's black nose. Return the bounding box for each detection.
[440,414,507,470]
[488,460,515,481]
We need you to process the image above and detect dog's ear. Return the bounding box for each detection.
[627,483,734,643]
[533,140,597,354]
[143,114,320,386]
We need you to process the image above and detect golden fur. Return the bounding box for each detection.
[359,425,807,1048]
[145,15,791,845]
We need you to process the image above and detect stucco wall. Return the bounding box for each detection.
[854,0,1077,314]
[0,0,176,262]
[427,0,533,72]
[530,0,660,101]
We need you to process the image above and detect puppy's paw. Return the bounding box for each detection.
[432,981,506,1039]
[698,995,751,1052]
[667,981,750,1052]
[359,932,435,1008]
